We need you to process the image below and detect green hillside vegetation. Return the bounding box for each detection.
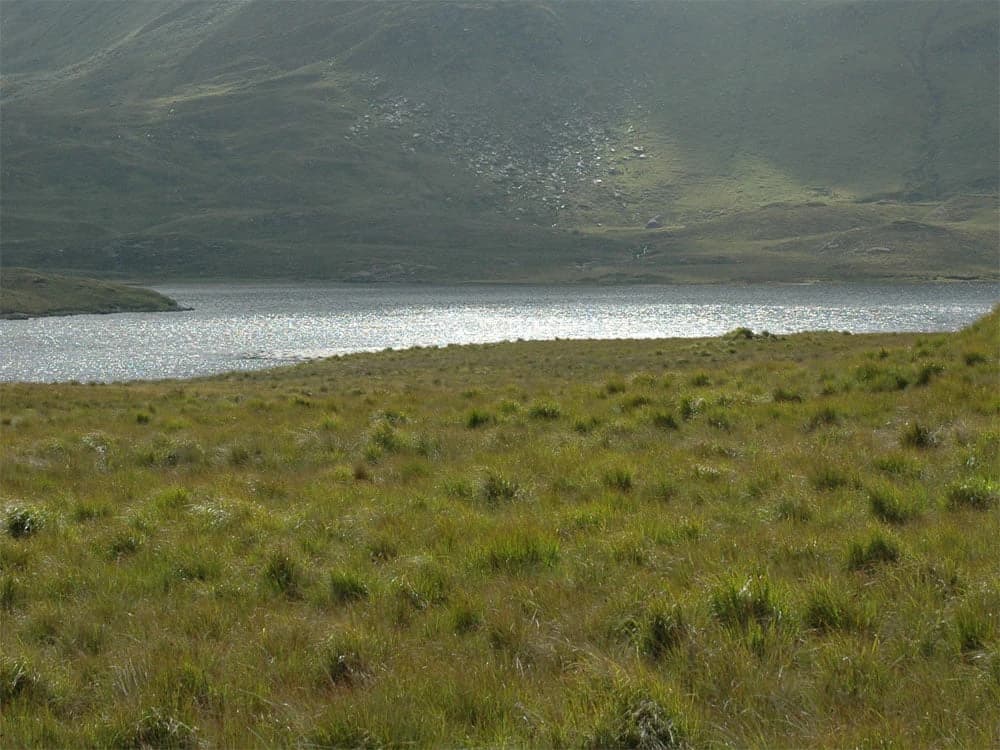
[0,268,184,318]
[1,309,998,746]
[1,0,997,281]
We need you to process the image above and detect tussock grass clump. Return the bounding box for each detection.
[394,562,450,611]
[710,575,784,631]
[465,409,494,429]
[329,571,369,603]
[587,685,692,750]
[114,709,199,750]
[946,478,999,511]
[0,576,18,609]
[915,362,944,386]
[263,551,303,598]
[4,506,43,538]
[810,465,849,491]
[449,601,483,634]
[847,533,901,570]
[867,484,920,524]
[806,405,841,430]
[138,436,205,467]
[604,378,627,395]
[482,532,558,574]
[900,421,937,449]
[803,584,861,632]
[772,387,803,403]
[479,470,522,505]
[954,609,992,653]
[574,415,601,433]
[855,363,909,392]
[651,411,679,430]
[873,453,922,477]
[367,536,399,562]
[774,497,814,522]
[621,394,653,411]
[367,419,404,455]
[962,351,987,366]
[634,604,689,660]
[107,532,142,560]
[951,588,998,653]
[603,465,635,492]
[679,397,703,421]
[319,631,373,687]
[0,658,46,706]
[528,401,562,420]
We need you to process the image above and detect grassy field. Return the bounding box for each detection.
[1,268,184,318]
[1,308,998,747]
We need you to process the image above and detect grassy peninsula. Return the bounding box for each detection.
[0,268,183,319]
[1,309,998,747]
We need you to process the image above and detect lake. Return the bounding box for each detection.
[1,282,996,383]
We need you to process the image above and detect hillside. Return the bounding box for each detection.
[0,268,184,318]
[1,0,997,281]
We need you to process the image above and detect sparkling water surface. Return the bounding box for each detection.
[2,283,996,382]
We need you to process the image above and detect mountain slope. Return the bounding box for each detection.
[1,0,997,281]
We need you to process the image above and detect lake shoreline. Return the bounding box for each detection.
[4,282,997,383]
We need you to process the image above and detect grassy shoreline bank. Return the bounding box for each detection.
[1,310,997,746]
[1,268,185,319]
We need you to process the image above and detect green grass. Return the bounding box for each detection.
[0,308,998,746]
[0,268,183,318]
